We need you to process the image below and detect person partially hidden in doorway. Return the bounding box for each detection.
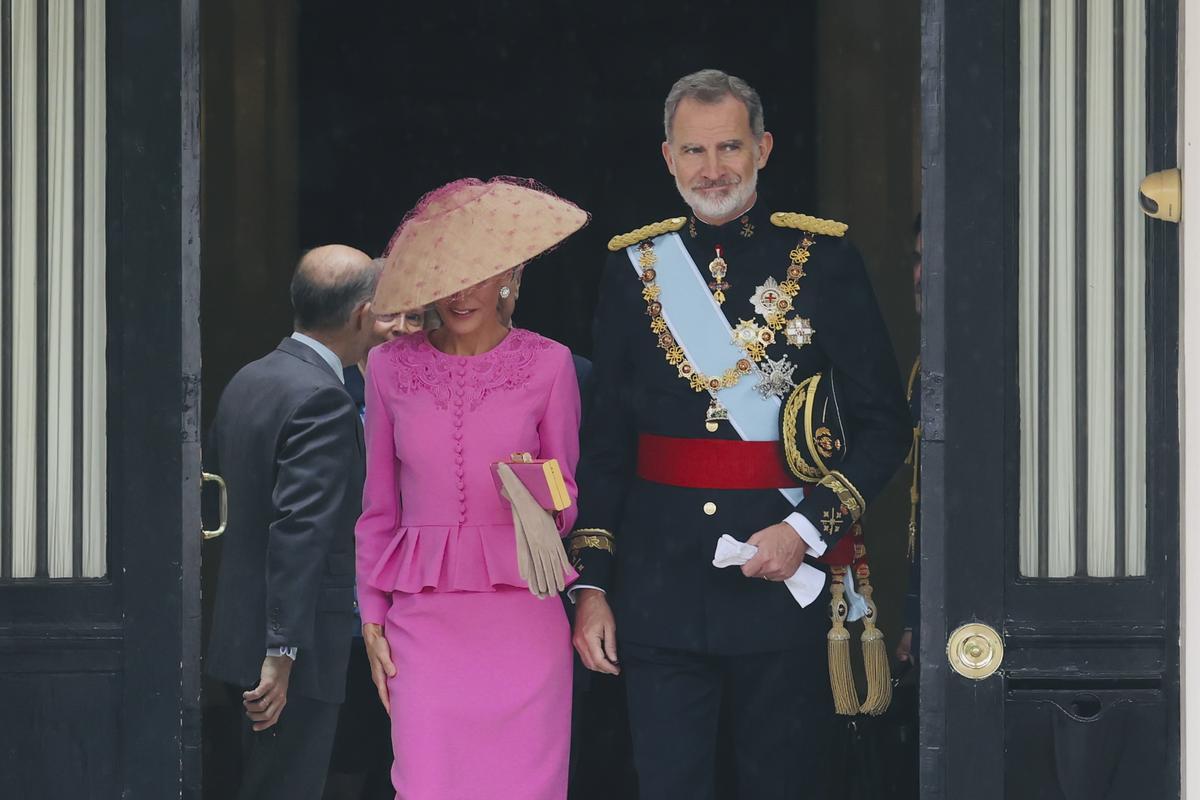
[881,213,923,800]
[896,214,922,667]
[205,246,389,800]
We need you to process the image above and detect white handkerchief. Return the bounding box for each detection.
[712,534,827,608]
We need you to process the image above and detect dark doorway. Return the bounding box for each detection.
[294,0,819,354]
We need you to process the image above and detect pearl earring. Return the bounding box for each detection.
[499,286,511,299]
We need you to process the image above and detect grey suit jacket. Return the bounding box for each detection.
[205,337,365,703]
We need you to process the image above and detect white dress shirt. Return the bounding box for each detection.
[291,331,345,383]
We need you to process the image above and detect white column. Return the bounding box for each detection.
[1018,0,1041,577]
[1087,0,1117,577]
[46,0,74,578]
[10,0,38,578]
[82,0,106,578]
[1047,0,1078,577]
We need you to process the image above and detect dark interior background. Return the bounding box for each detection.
[295,0,817,354]
[200,2,919,796]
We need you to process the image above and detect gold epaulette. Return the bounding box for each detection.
[607,217,688,252]
[770,212,848,238]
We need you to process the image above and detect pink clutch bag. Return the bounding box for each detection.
[491,452,572,512]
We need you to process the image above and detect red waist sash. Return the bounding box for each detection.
[635,433,861,565]
[635,433,802,490]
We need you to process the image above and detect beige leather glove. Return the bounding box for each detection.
[496,463,572,598]
[508,497,541,594]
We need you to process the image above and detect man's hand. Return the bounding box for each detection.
[895,629,914,664]
[242,654,293,732]
[362,623,396,715]
[741,522,807,581]
[572,589,620,675]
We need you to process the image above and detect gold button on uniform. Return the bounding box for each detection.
[703,501,717,516]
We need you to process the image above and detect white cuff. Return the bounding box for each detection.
[266,646,297,660]
[783,512,827,558]
[787,563,828,608]
[567,584,605,604]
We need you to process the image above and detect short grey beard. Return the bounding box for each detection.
[677,168,759,222]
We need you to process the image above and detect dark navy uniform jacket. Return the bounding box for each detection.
[571,199,909,654]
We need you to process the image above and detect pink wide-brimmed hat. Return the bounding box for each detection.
[374,176,589,313]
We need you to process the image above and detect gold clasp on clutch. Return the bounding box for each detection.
[509,452,534,463]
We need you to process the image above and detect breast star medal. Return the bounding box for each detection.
[751,278,794,330]
[732,319,775,362]
[708,245,730,305]
[755,355,797,399]
[784,316,815,347]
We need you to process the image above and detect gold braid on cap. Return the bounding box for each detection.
[770,212,848,238]
[818,470,866,522]
[607,217,689,251]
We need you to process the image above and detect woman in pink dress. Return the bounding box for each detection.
[354,177,588,799]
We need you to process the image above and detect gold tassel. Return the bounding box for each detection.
[856,580,893,716]
[828,570,859,716]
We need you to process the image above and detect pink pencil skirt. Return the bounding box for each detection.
[384,587,571,800]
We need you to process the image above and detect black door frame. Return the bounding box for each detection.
[0,2,200,797]
[919,1,1180,796]
[108,0,203,794]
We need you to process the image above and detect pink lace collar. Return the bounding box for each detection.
[387,328,553,411]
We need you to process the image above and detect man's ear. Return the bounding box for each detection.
[353,300,372,331]
[661,140,677,177]
[756,131,774,169]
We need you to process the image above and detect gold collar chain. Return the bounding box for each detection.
[635,236,817,411]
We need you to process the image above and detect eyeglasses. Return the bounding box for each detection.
[374,311,425,326]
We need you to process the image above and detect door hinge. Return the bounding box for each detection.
[181,373,201,444]
[922,370,945,442]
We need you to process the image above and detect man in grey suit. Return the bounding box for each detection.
[206,245,385,800]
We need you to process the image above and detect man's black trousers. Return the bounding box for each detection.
[226,683,341,800]
[621,641,834,800]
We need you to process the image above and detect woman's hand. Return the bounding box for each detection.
[362,623,396,714]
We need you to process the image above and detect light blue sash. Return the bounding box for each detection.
[626,233,803,506]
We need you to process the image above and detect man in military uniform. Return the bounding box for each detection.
[569,69,910,799]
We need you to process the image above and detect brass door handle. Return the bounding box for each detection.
[202,472,228,540]
[947,622,1004,680]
